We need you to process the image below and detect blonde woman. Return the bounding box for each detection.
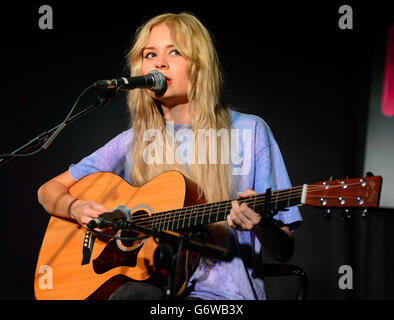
[37,12,302,300]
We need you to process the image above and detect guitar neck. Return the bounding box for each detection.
[135,185,306,232]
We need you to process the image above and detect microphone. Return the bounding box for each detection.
[93,70,166,93]
[87,205,132,230]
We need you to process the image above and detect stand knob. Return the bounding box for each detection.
[153,245,173,270]
[362,208,368,220]
[324,208,332,220]
[342,209,351,220]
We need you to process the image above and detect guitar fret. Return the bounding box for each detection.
[157,211,162,231]
[172,210,176,230]
[181,208,185,229]
[215,203,220,221]
[194,208,199,227]
[162,211,167,231]
[189,208,193,227]
[209,203,213,224]
[163,210,169,230]
[161,213,165,231]
[191,207,195,227]
[204,204,210,224]
[160,211,165,231]
[192,207,198,226]
[168,211,171,230]
[224,201,229,221]
[172,210,177,230]
[153,212,157,231]
[155,211,159,231]
[183,208,187,228]
[191,209,195,226]
[176,209,180,230]
[171,210,175,230]
[164,211,168,230]
[150,212,154,230]
[185,207,190,228]
[170,210,174,230]
[184,209,190,228]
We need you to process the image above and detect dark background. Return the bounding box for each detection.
[1,1,393,300]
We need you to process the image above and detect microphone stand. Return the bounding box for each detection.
[0,89,118,167]
[128,224,233,300]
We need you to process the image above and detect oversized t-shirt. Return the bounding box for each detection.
[69,109,303,300]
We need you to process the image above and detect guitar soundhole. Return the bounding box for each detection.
[92,210,151,275]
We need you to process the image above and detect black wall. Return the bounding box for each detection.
[1,2,393,300]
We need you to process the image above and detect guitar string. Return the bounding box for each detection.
[135,193,326,230]
[130,181,365,228]
[136,190,305,229]
[132,195,304,231]
[131,182,367,230]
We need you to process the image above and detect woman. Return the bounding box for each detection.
[37,12,302,300]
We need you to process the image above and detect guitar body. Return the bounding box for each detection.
[34,171,204,300]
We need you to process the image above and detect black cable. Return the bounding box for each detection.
[152,229,165,247]
[0,84,95,158]
[87,226,150,242]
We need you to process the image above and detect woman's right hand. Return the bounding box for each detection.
[68,199,110,229]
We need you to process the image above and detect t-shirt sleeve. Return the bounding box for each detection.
[68,129,134,182]
[253,119,303,231]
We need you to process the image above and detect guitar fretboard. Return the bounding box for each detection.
[134,185,307,231]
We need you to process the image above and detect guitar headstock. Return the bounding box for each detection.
[304,175,382,209]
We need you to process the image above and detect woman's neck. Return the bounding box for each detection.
[161,102,191,125]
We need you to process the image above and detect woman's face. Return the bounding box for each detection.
[142,23,190,107]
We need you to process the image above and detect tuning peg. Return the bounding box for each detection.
[362,208,368,220]
[324,208,332,220]
[342,209,351,220]
[366,172,374,177]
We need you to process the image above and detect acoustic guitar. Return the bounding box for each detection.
[34,171,382,300]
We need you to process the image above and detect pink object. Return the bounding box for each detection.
[382,24,394,117]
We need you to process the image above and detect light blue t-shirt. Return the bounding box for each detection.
[69,109,303,300]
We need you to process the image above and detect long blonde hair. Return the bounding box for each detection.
[127,12,234,204]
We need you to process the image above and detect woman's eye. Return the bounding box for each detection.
[170,49,181,56]
[144,52,156,59]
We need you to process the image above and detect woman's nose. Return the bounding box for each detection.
[155,56,169,70]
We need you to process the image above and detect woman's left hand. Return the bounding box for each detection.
[227,189,262,231]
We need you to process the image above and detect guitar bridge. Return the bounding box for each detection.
[81,231,96,265]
